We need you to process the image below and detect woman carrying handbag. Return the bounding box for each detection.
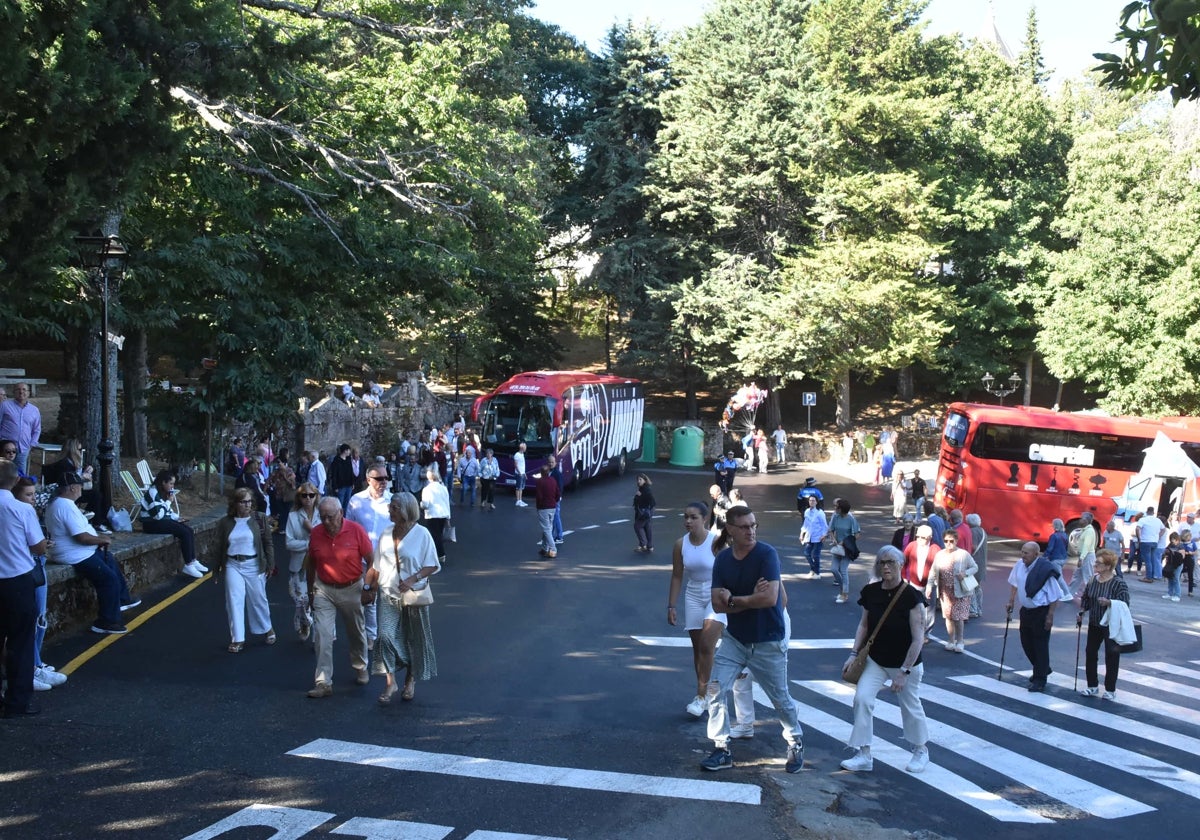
[840,545,929,774]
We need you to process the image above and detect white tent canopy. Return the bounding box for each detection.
[1138,431,1200,479]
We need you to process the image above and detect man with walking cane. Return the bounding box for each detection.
[1006,541,1071,692]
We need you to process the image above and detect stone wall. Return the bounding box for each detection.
[44,508,227,641]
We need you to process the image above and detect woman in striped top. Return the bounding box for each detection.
[1077,548,1131,699]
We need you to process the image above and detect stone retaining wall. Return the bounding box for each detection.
[44,509,227,641]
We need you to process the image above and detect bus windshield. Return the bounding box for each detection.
[479,395,557,452]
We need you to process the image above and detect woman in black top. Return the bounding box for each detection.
[633,473,656,552]
[840,545,930,774]
[1078,548,1131,699]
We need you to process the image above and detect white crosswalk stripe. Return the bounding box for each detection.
[1003,666,1200,728]
[786,689,1052,823]
[289,739,762,805]
[953,674,1200,759]
[1132,660,1200,681]
[917,682,1200,798]
[797,680,1152,820]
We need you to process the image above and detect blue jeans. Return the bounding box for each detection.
[1140,543,1162,578]
[72,547,131,624]
[553,503,563,541]
[804,541,822,575]
[706,630,802,749]
[458,475,476,505]
[831,555,851,595]
[336,486,354,512]
[33,556,47,666]
[1167,566,1182,597]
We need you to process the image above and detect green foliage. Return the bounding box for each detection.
[1038,81,1200,413]
[1096,0,1200,102]
[143,388,209,468]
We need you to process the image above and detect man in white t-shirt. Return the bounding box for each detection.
[45,474,136,634]
[772,424,788,465]
[1137,508,1165,581]
[514,442,528,507]
[346,463,393,649]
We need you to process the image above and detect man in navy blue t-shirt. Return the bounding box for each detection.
[702,505,805,774]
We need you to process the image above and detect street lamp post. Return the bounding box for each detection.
[981,371,1021,406]
[75,235,129,522]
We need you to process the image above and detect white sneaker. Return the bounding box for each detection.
[840,749,873,772]
[686,695,706,718]
[35,666,67,687]
[33,675,53,692]
[182,561,205,579]
[191,560,209,573]
[1172,596,1181,602]
[515,500,528,507]
[906,745,930,773]
[954,642,965,653]
[1102,690,1116,700]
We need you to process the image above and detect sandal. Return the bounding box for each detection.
[401,681,415,701]
[228,642,244,653]
[378,685,398,705]
[265,630,277,646]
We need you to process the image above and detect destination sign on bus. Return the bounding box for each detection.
[1028,443,1095,466]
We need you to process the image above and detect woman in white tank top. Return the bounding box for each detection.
[668,501,727,718]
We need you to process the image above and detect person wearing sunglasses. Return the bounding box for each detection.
[285,482,322,641]
[347,465,395,652]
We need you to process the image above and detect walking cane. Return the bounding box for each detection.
[998,606,1012,680]
[1073,615,1083,692]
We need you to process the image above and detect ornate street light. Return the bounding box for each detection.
[74,234,129,522]
[981,371,1021,406]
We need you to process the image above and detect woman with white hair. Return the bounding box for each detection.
[419,467,452,564]
[840,545,930,774]
[967,513,987,618]
[365,492,440,703]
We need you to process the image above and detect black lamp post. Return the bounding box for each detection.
[981,371,1021,406]
[75,235,129,522]
[449,331,466,408]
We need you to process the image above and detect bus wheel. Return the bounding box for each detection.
[570,461,584,491]
[616,450,628,477]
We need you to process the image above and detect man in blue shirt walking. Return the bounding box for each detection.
[702,505,805,774]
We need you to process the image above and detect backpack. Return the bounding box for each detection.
[1067,527,1084,559]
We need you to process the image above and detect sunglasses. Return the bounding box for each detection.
[298,493,317,498]
[368,475,389,483]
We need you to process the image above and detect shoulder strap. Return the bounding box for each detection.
[862,584,909,652]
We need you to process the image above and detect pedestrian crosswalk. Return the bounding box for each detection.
[784,658,1200,824]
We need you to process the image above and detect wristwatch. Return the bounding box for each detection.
[362,583,373,592]
[900,667,912,675]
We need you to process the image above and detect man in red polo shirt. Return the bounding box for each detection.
[305,497,374,698]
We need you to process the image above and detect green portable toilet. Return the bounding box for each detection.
[670,425,705,467]
[637,422,657,463]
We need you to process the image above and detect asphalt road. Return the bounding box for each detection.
[4,462,1199,839]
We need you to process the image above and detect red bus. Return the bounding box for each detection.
[933,403,1200,539]
[471,371,645,489]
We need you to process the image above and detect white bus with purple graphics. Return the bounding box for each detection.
[472,371,645,488]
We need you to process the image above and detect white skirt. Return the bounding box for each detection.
[684,580,725,631]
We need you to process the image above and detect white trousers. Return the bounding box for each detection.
[848,657,928,749]
[224,557,271,642]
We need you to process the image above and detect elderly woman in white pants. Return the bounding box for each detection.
[214,488,276,653]
[840,545,929,774]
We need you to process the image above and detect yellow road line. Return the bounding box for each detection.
[58,573,212,675]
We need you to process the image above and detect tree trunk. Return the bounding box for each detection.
[77,328,102,467]
[764,375,780,430]
[122,328,148,457]
[682,342,698,420]
[835,369,851,430]
[897,365,914,401]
